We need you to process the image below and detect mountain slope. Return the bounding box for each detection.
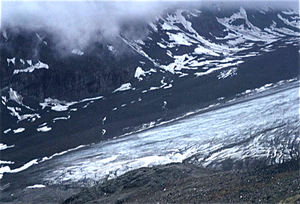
[0,4,299,191]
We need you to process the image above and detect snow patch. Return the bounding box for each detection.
[71,49,84,56]
[194,46,220,56]
[0,143,15,151]
[13,128,25,134]
[0,159,39,179]
[217,67,238,79]
[13,61,49,74]
[0,160,15,165]
[113,83,134,93]
[167,32,193,46]
[277,14,300,29]
[37,126,52,132]
[2,30,8,40]
[134,67,146,81]
[7,57,16,66]
[107,45,115,52]
[282,10,296,15]
[26,184,46,189]
[3,129,11,134]
[9,88,23,104]
[40,95,103,112]
[53,116,70,122]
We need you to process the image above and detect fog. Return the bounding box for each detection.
[1,1,171,51]
[1,1,298,52]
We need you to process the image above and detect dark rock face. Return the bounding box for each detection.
[1,6,299,103]
[1,28,151,101]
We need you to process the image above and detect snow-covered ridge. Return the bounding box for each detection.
[216,7,278,44]
[124,7,299,79]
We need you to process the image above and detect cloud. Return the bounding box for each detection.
[1,1,170,51]
[1,1,299,52]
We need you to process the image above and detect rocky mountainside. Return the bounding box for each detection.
[62,160,300,204]
[0,3,299,203]
[1,6,299,102]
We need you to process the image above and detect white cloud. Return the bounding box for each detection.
[1,1,169,50]
[1,1,298,52]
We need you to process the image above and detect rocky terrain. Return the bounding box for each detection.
[2,159,298,204]
[63,160,300,204]
[1,2,299,204]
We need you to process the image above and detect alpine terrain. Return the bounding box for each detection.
[0,1,299,203]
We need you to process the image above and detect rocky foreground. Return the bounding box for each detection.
[63,160,300,204]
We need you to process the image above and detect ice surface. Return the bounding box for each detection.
[40,145,87,163]
[40,82,299,186]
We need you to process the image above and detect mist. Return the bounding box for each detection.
[2,1,172,52]
[1,1,299,53]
